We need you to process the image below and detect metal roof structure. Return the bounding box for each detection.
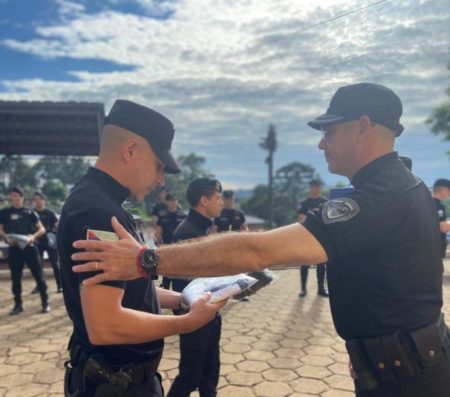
[0,101,104,156]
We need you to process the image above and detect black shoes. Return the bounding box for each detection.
[41,303,51,313]
[9,304,24,316]
[57,287,63,293]
[318,289,329,297]
[299,289,307,298]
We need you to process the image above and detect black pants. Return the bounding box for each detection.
[300,263,327,290]
[160,277,173,290]
[38,244,62,289]
[167,315,221,397]
[9,245,48,305]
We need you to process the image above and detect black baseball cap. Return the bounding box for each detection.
[9,186,24,196]
[308,83,404,136]
[433,178,450,190]
[104,99,181,174]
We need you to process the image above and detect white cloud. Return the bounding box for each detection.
[1,0,449,187]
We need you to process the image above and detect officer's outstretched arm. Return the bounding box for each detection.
[81,284,225,345]
[72,217,327,285]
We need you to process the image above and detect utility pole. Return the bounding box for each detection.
[259,124,277,228]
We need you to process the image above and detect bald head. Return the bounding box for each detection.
[100,125,149,156]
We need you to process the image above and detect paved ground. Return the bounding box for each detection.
[0,259,449,397]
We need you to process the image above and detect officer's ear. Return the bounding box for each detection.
[122,139,139,163]
[357,115,372,141]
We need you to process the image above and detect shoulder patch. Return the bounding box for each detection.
[322,198,360,224]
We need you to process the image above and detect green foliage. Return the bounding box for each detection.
[242,161,321,227]
[427,62,450,152]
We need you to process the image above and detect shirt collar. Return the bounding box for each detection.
[86,167,130,205]
[187,208,213,232]
[351,152,399,188]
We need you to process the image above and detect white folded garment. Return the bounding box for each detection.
[6,234,31,250]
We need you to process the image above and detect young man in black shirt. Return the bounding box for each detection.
[58,100,224,397]
[0,186,49,315]
[297,179,328,297]
[432,178,450,258]
[168,178,224,397]
[156,193,186,289]
[213,190,248,233]
[32,192,62,293]
[73,84,450,397]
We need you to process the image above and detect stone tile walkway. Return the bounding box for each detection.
[1,258,449,397]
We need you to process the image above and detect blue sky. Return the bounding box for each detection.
[0,0,449,189]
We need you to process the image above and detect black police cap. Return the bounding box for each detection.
[104,99,181,174]
[308,83,404,136]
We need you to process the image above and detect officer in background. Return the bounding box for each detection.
[297,179,328,298]
[73,83,450,397]
[168,178,224,397]
[0,186,50,315]
[58,100,224,397]
[432,178,450,258]
[32,192,62,293]
[213,190,248,233]
[155,193,186,289]
[151,188,168,228]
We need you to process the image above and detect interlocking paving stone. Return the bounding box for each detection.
[1,258,449,396]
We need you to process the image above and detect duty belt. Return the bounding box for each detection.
[346,314,449,391]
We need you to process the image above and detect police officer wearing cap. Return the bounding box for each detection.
[213,190,248,233]
[155,193,186,290]
[71,84,450,397]
[168,178,224,397]
[32,191,62,293]
[432,178,450,258]
[297,179,328,298]
[0,186,50,315]
[58,100,224,397]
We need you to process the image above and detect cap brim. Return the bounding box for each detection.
[307,113,347,130]
[153,148,181,174]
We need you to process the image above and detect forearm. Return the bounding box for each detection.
[440,221,450,234]
[33,225,46,239]
[156,287,182,310]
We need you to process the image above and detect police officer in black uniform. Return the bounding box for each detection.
[168,178,223,397]
[32,191,62,293]
[432,178,450,259]
[71,83,450,397]
[151,188,168,227]
[0,186,50,315]
[213,190,248,233]
[156,193,186,289]
[58,100,224,397]
[297,179,328,297]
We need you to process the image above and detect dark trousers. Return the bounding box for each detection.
[8,245,48,305]
[167,315,221,397]
[300,263,327,290]
[38,244,62,289]
[160,277,173,290]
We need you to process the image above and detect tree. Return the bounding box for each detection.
[260,124,277,228]
[0,155,37,195]
[427,61,450,152]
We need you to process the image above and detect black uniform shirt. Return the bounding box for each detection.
[57,167,163,365]
[151,202,168,219]
[303,152,443,340]
[434,198,448,252]
[214,208,246,232]
[35,208,58,246]
[171,209,212,292]
[0,207,39,235]
[298,196,327,216]
[157,209,187,244]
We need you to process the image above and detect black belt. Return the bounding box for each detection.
[346,315,449,391]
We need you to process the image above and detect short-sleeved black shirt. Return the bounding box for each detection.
[151,202,168,219]
[214,208,246,232]
[35,208,58,246]
[156,209,187,244]
[0,207,40,235]
[298,196,327,216]
[303,152,443,340]
[434,198,448,255]
[57,167,163,365]
[171,209,213,292]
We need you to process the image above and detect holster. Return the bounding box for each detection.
[346,314,449,392]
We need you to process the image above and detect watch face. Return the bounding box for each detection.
[142,249,158,270]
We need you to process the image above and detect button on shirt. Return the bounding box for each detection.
[303,152,443,340]
[57,167,163,365]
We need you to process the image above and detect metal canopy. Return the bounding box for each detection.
[0,101,104,156]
